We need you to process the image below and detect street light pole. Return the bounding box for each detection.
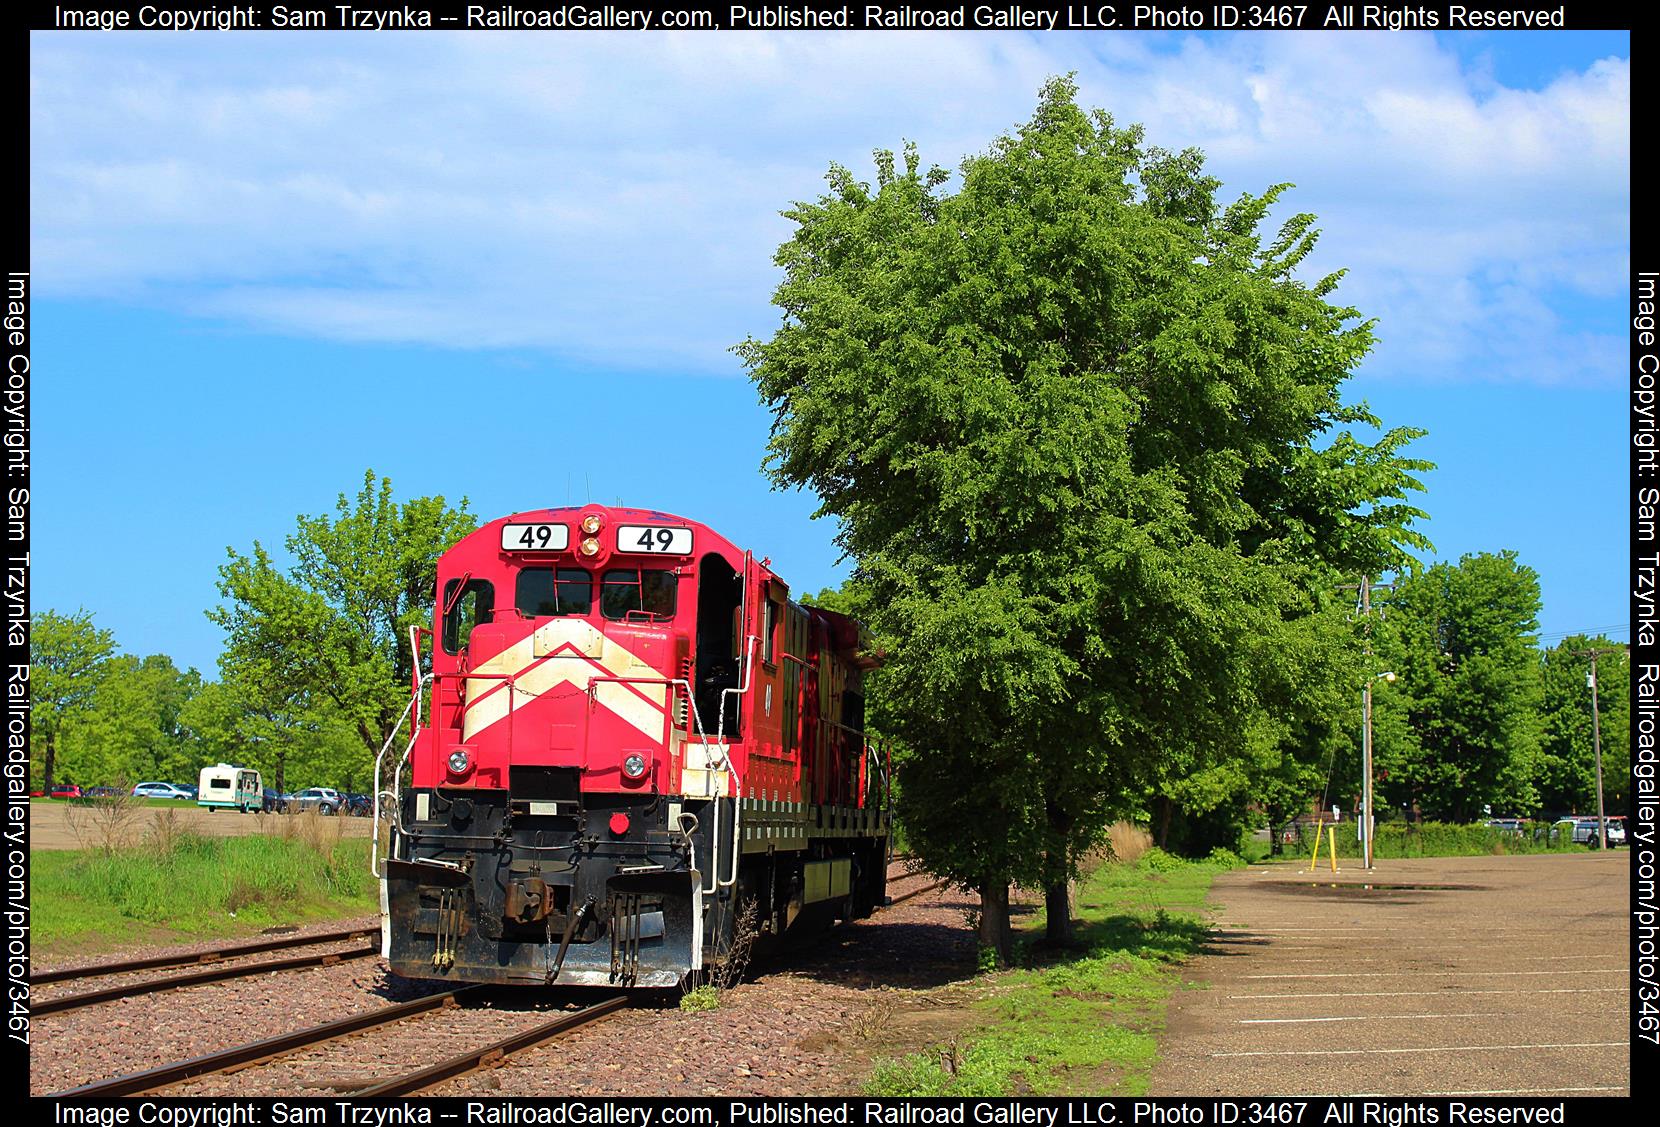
[1362,667,1397,870]
[1363,664,1373,870]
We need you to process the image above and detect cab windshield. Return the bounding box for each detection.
[516,568,593,617]
[601,568,677,622]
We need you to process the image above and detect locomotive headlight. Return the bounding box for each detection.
[581,514,603,535]
[447,749,471,775]
[580,536,600,557]
[622,753,648,780]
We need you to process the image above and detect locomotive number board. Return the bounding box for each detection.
[618,525,693,554]
[501,523,570,551]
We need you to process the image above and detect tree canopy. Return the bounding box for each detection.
[1370,551,1544,821]
[740,78,1430,958]
[1534,635,1627,815]
[29,609,116,792]
[209,470,475,783]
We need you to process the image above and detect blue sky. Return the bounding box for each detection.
[29,29,1630,676]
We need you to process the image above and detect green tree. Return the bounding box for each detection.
[178,675,363,794]
[1371,552,1543,821]
[1535,637,1628,815]
[209,471,475,786]
[740,79,1428,958]
[57,654,200,786]
[29,609,116,792]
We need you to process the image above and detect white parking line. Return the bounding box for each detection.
[1239,1012,1526,1024]
[1212,1042,1626,1058]
[1256,953,1623,964]
[1217,926,1594,934]
[1230,987,1624,1000]
[1243,968,1626,979]
[1420,1087,1627,1096]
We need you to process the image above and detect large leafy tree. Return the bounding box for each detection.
[209,471,475,784]
[740,79,1428,959]
[29,609,116,792]
[1535,636,1628,815]
[176,676,361,793]
[1371,551,1543,820]
[57,655,200,786]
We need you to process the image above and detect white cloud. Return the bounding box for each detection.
[29,31,1628,383]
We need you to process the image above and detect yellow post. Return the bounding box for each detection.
[1307,818,1325,872]
[1328,826,1339,872]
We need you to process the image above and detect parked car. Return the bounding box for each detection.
[286,787,344,815]
[49,784,82,799]
[82,786,123,799]
[1483,818,1526,834]
[344,793,372,817]
[1556,817,1625,848]
[131,781,193,800]
[261,787,285,813]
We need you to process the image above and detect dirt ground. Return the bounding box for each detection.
[1149,851,1630,1097]
[28,800,375,851]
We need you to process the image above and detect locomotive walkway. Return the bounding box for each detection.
[1149,851,1630,1097]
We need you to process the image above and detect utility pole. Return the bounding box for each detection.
[1341,575,1395,871]
[1361,576,1374,871]
[1572,647,1623,851]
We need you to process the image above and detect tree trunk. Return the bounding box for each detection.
[1157,796,1174,849]
[977,880,1012,968]
[1043,800,1075,946]
[1044,878,1073,946]
[42,731,57,794]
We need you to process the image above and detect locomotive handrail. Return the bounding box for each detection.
[712,633,758,890]
[716,633,760,746]
[378,661,526,878]
[440,665,528,763]
[585,673,742,892]
[372,665,433,879]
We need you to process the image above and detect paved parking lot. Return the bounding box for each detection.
[1150,851,1630,1097]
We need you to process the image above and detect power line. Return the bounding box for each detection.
[1536,625,1629,644]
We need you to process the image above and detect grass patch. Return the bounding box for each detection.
[32,830,377,957]
[867,849,1232,1096]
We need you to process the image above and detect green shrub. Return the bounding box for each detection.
[1137,847,1186,872]
[679,985,720,1013]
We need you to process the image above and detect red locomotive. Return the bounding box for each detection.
[376,505,890,987]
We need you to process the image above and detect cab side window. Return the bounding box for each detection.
[763,598,781,664]
[441,579,495,655]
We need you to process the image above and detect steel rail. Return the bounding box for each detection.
[50,989,473,1098]
[884,877,949,907]
[353,995,630,1096]
[32,927,378,986]
[35,944,380,1016]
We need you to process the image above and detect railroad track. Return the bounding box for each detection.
[883,859,948,908]
[33,927,380,1016]
[51,991,629,1098]
[884,873,949,907]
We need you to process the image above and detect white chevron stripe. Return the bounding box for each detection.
[461,619,667,742]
